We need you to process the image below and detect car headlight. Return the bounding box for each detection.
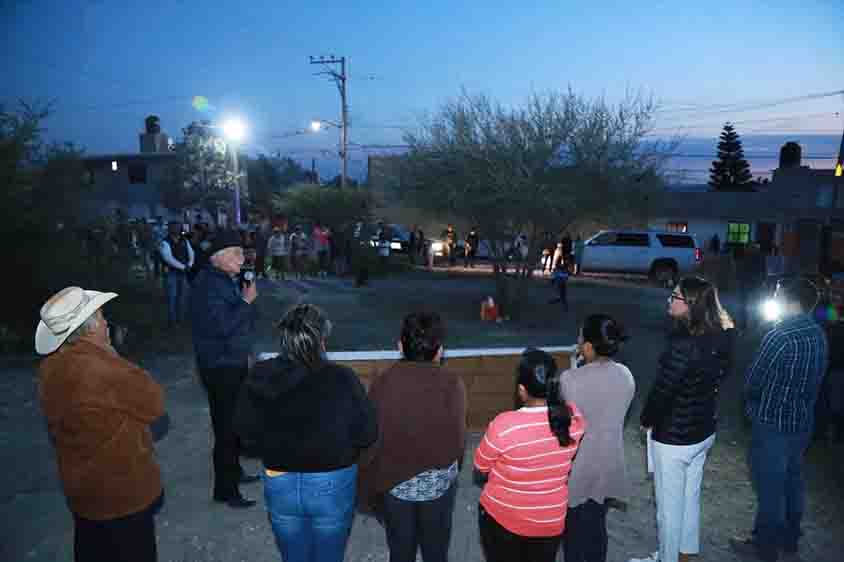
[761,298,782,322]
[432,242,443,252]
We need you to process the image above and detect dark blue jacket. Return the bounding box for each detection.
[191,266,256,370]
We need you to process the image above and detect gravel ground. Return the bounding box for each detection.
[2,271,842,561]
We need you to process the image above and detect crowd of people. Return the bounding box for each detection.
[34,226,832,562]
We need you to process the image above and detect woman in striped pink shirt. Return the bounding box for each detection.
[474,348,587,562]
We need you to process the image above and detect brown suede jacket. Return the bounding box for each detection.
[39,339,165,520]
[358,360,466,512]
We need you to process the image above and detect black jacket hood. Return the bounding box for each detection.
[244,355,310,400]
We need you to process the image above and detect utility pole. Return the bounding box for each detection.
[309,55,348,187]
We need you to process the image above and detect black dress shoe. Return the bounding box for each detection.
[239,472,261,484]
[213,493,257,508]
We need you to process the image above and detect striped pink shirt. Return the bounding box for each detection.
[474,403,586,537]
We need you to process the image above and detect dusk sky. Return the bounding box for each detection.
[3,0,842,179]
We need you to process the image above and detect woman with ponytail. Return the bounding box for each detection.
[474,348,586,562]
[561,314,635,562]
[629,277,735,562]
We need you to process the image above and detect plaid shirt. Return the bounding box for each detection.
[744,313,828,433]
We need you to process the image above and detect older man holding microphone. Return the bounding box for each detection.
[191,230,261,508]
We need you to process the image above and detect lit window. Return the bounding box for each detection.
[111,160,118,172]
[727,222,750,245]
[667,222,688,233]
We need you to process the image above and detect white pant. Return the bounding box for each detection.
[652,434,715,562]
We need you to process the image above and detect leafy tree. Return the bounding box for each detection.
[159,164,200,212]
[32,142,92,226]
[246,155,307,217]
[1,101,49,229]
[246,154,281,218]
[277,156,308,186]
[272,183,373,232]
[327,174,359,188]
[177,120,242,209]
[708,122,754,191]
[401,89,670,316]
[2,102,105,341]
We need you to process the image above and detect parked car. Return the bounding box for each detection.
[580,230,702,284]
[355,222,411,253]
[382,223,410,253]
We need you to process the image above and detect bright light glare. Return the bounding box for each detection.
[762,299,782,322]
[432,242,444,253]
[390,242,402,250]
[310,121,322,132]
[222,118,246,142]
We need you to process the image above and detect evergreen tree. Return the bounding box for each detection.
[708,122,754,191]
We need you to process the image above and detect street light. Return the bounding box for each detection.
[221,117,247,226]
[309,119,346,185]
[223,118,246,143]
[311,118,341,131]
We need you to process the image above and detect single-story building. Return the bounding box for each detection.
[650,158,844,274]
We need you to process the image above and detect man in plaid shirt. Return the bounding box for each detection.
[731,278,828,562]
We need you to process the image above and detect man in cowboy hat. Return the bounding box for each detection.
[36,286,165,562]
[191,229,260,508]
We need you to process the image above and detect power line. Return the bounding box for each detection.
[655,89,844,118]
[651,109,842,133]
[58,96,190,112]
[669,153,836,159]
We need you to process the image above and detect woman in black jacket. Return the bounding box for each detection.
[233,304,378,562]
[629,277,734,562]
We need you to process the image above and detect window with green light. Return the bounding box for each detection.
[727,222,750,244]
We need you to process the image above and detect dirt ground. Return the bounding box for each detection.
[2,269,842,561]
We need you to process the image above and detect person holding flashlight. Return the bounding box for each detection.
[730,278,828,562]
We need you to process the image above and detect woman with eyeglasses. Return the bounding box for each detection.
[629,277,735,562]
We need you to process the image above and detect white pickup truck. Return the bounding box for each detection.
[580,230,702,284]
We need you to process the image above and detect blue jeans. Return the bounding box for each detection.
[165,270,187,326]
[262,465,357,562]
[750,421,811,555]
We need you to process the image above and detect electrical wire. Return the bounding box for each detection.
[655,89,844,118]
[651,110,842,133]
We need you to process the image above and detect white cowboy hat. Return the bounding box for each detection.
[35,286,118,355]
